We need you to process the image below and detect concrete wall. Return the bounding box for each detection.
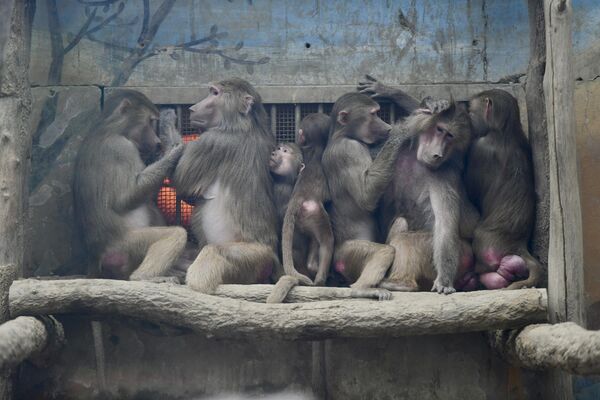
[21,0,600,399]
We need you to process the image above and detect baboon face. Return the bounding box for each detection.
[416,107,471,170]
[124,103,161,163]
[270,144,303,177]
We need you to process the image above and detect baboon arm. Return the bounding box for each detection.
[384,89,420,114]
[115,145,183,211]
[430,182,461,286]
[339,129,406,212]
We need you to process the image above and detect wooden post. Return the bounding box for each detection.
[543,0,585,328]
[0,1,34,399]
[543,1,585,398]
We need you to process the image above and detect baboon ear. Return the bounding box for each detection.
[484,97,493,120]
[337,110,349,125]
[116,98,133,115]
[299,163,306,173]
[243,95,254,114]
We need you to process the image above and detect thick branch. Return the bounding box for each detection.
[10,279,548,340]
[490,322,600,375]
[0,316,64,370]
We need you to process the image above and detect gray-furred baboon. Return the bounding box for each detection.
[270,142,305,225]
[73,90,186,281]
[281,113,334,287]
[379,99,479,294]
[465,89,542,289]
[267,114,338,303]
[321,93,406,300]
[173,78,282,294]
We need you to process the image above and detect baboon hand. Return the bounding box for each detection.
[357,74,389,99]
[159,108,183,152]
[418,96,450,115]
[431,277,456,295]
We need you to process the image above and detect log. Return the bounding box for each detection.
[0,316,64,371]
[9,279,548,340]
[490,322,600,375]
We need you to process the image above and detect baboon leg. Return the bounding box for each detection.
[305,238,319,275]
[334,240,394,300]
[381,218,433,291]
[121,226,187,281]
[298,201,334,286]
[186,242,278,294]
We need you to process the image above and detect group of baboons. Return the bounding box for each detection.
[73,75,542,302]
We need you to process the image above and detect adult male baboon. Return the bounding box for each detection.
[321,93,405,300]
[380,100,479,294]
[74,90,186,281]
[173,78,281,294]
[465,89,542,289]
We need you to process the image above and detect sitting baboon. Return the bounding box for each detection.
[73,90,186,281]
[465,89,542,289]
[271,142,305,225]
[321,93,406,300]
[173,78,283,294]
[379,100,478,294]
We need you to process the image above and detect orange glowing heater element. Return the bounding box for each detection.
[157,133,199,228]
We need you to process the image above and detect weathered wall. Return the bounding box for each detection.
[16,316,512,400]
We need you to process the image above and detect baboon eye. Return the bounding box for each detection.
[436,126,444,134]
[447,132,454,139]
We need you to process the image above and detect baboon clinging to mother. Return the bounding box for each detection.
[173,78,283,294]
[73,90,187,281]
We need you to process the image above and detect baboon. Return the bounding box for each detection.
[379,100,479,293]
[280,113,334,287]
[321,93,405,300]
[173,78,282,294]
[465,89,542,289]
[73,90,186,281]
[270,142,305,224]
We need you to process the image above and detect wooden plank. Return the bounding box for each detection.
[543,1,584,398]
[543,0,585,326]
[9,279,548,340]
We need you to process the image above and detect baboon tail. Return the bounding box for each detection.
[266,275,301,303]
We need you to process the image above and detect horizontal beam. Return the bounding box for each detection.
[10,279,547,340]
[105,83,524,104]
[0,316,64,370]
[490,322,600,375]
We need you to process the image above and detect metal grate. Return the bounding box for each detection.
[274,104,296,142]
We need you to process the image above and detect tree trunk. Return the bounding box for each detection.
[0,1,35,399]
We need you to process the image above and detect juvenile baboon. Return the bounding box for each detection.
[270,142,304,224]
[173,78,282,294]
[321,93,405,300]
[73,90,186,281]
[380,100,479,293]
[465,89,542,289]
[280,113,334,287]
